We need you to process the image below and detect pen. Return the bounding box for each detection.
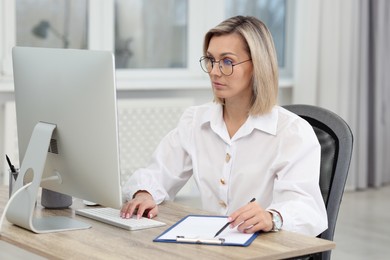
[214,198,256,237]
[6,155,17,180]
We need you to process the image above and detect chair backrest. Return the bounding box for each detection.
[283,104,353,260]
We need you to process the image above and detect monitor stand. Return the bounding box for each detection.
[5,122,91,233]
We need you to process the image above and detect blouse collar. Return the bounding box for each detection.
[200,103,278,143]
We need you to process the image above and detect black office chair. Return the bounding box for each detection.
[283,104,353,260]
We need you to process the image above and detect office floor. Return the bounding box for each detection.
[332,185,390,260]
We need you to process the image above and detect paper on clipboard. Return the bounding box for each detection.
[153,215,259,246]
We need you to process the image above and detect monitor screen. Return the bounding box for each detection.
[12,47,122,210]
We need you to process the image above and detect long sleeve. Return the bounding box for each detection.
[266,115,328,236]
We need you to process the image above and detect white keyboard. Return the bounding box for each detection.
[75,207,166,231]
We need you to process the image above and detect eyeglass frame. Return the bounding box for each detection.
[199,56,252,76]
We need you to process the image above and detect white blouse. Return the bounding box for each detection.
[123,102,328,236]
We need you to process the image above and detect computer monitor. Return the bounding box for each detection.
[7,47,122,233]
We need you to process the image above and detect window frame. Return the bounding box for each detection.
[1,0,294,91]
[0,0,15,85]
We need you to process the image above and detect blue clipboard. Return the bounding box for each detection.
[153,215,259,246]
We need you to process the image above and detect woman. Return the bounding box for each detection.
[121,16,327,236]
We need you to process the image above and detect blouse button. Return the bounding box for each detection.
[220,178,226,185]
[219,200,227,208]
[225,153,231,163]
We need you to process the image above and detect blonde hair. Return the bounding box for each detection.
[203,16,279,115]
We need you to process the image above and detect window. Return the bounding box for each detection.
[2,0,293,87]
[114,0,188,69]
[226,0,286,67]
[225,0,292,78]
[15,0,88,49]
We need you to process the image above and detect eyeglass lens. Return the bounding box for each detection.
[200,57,234,76]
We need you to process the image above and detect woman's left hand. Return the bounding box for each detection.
[227,200,273,233]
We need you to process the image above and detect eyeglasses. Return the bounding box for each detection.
[199,56,252,76]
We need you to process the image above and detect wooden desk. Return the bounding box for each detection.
[0,186,335,259]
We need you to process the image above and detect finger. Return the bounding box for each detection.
[230,208,256,228]
[120,203,128,215]
[240,210,274,233]
[229,205,249,222]
[229,210,248,227]
[229,201,258,226]
[120,202,132,217]
[136,204,147,219]
[121,201,140,218]
[136,200,156,219]
[242,222,262,234]
[236,215,259,232]
[147,206,159,219]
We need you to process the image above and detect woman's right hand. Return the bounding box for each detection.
[120,191,158,219]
